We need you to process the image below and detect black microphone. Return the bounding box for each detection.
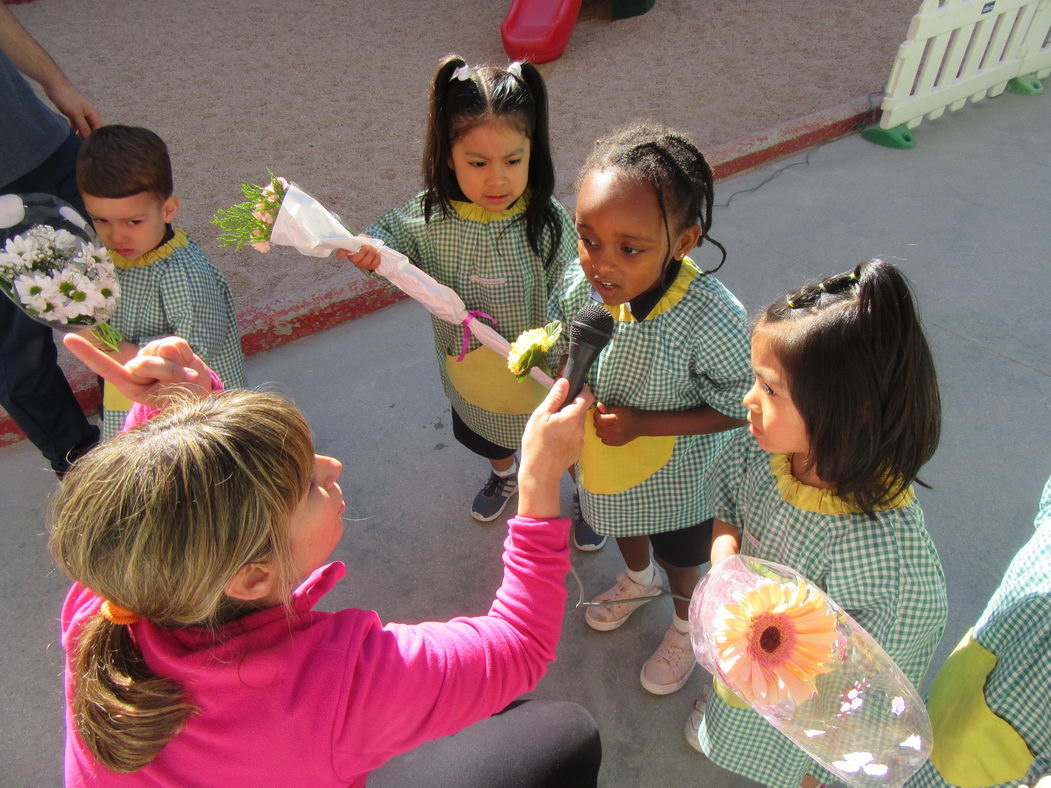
[561,302,615,409]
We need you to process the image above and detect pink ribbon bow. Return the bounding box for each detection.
[457,310,497,361]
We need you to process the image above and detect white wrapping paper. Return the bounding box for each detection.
[269,184,555,388]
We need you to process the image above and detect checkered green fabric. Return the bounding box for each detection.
[365,193,577,450]
[549,259,752,537]
[696,429,948,786]
[908,476,1051,787]
[102,232,246,438]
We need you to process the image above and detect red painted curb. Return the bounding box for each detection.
[0,93,882,447]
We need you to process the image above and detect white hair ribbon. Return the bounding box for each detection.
[450,65,472,82]
[507,62,523,78]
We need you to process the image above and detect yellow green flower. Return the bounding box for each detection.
[507,321,562,380]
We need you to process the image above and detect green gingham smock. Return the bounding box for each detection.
[696,429,948,787]
[364,193,576,450]
[102,230,246,438]
[908,476,1051,787]
[548,258,752,537]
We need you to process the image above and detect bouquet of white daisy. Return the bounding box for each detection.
[214,174,557,388]
[0,194,121,350]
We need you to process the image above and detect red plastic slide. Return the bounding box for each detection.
[501,0,583,64]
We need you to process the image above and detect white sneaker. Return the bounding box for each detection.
[683,683,713,753]
[584,572,662,631]
[640,624,696,695]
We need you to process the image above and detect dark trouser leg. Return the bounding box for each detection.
[369,699,602,788]
[450,407,516,461]
[0,299,98,474]
[1,130,97,474]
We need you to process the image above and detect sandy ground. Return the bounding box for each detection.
[11,0,917,310]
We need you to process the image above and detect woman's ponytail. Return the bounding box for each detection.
[72,616,195,772]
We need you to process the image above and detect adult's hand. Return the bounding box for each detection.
[63,334,213,408]
[45,79,101,138]
[0,5,101,138]
[517,378,591,519]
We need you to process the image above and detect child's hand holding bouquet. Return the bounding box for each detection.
[213,174,556,388]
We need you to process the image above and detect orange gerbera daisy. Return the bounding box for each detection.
[713,579,839,708]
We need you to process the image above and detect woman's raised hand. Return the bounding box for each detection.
[517,378,591,519]
[63,334,214,408]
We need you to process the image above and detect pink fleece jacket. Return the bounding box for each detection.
[62,517,570,786]
[61,390,571,785]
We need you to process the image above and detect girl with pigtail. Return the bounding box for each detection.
[50,335,601,785]
[549,123,754,696]
[341,55,577,524]
[685,259,948,788]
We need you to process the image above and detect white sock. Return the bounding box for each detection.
[494,457,517,477]
[627,563,658,587]
[672,613,689,635]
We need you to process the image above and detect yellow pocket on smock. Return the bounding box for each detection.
[445,345,545,415]
[103,380,133,412]
[579,413,676,495]
[713,677,750,709]
[927,628,1035,785]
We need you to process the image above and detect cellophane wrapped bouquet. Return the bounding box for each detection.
[0,194,121,349]
[689,555,932,786]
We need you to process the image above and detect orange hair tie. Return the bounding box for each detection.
[101,600,140,626]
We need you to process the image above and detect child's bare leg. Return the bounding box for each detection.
[615,535,651,573]
[490,455,514,472]
[657,558,700,620]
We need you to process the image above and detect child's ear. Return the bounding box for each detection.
[675,223,701,260]
[225,561,276,602]
[162,196,180,223]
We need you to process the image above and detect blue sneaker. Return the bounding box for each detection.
[572,492,607,551]
[471,470,518,522]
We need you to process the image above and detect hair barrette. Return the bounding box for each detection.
[786,296,798,309]
[507,62,523,78]
[818,282,827,292]
[450,65,472,82]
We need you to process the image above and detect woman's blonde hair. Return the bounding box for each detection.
[48,390,315,772]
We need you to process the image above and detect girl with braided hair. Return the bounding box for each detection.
[549,123,753,695]
[685,259,947,787]
[340,55,576,524]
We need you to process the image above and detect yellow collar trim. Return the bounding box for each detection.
[110,229,189,269]
[606,256,699,323]
[770,453,914,514]
[450,192,529,224]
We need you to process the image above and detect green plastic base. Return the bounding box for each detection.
[1007,75,1044,95]
[861,124,916,150]
[612,0,655,20]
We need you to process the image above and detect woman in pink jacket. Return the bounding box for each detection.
[51,335,600,786]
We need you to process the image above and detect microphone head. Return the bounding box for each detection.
[570,302,615,348]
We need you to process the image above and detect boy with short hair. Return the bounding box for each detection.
[76,124,246,438]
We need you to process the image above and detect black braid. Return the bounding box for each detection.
[577,123,726,274]
[782,264,864,311]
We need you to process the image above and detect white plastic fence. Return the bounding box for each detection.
[877,0,1051,131]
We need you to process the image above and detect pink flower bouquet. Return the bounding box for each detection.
[689,555,932,786]
[214,175,555,388]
